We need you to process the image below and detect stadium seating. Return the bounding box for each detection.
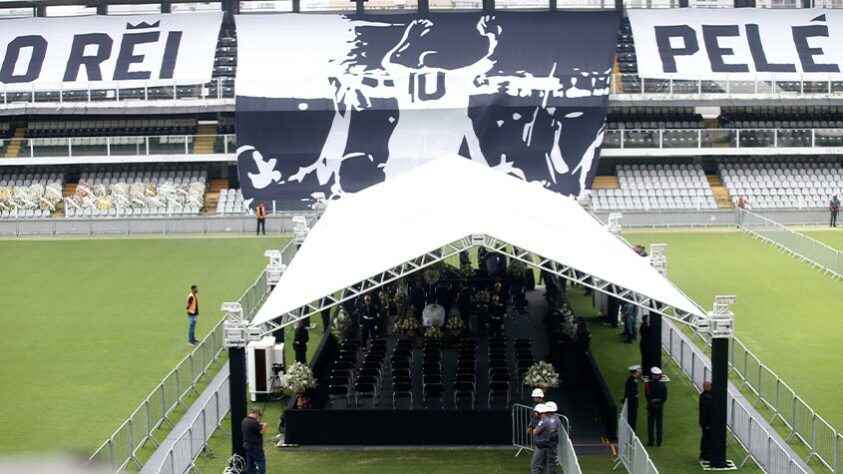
[26,118,198,138]
[719,158,843,209]
[216,188,250,215]
[592,164,717,211]
[606,107,705,129]
[0,171,64,218]
[64,168,207,218]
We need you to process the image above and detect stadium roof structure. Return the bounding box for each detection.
[250,155,707,335]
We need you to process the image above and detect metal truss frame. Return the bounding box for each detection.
[256,233,703,337]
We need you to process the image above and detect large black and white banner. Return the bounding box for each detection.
[0,12,222,91]
[629,9,843,80]
[235,12,620,204]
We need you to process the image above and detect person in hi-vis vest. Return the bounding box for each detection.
[186,285,199,345]
[255,202,267,236]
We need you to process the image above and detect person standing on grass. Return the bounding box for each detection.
[185,284,199,345]
[293,319,309,364]
[830,195,840,228]
[255,201,267,235]
[699,381,713,462]
[544,401,561,474]
[242,407,267,474]
[623,365,641,431]
[645,366,668,447]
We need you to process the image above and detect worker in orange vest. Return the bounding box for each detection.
[255,202,267,236]
[186,285,199,345]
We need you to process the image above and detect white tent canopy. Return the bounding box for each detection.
[251,156,705,328]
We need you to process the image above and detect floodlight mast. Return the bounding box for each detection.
[222,302,261,458]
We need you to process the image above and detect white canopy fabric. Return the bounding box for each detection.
[251,156,705,327]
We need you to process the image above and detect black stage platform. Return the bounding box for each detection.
[284,288,612,446]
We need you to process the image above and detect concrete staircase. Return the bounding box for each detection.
[204,179,227,214]
[4,128,26,158]
[592,175,619,190]
[53,183,78,218]
[193,123,217,155]
[707,175,733,209]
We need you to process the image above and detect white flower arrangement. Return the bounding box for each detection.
[424,325,444,341]
[330,307,352,342]
[395,316,420,336]
[446,315,466,334]
[423,266,441,285]
[524,361,560,390]
[474,290,490,305]
[284,361,317,394]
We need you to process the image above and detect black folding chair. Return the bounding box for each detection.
[488,381,510,408]
[355,382,377,408]
[392,382,413,409]
[424,383,445,410]
[329,385,349,407]
[454,381,475,408]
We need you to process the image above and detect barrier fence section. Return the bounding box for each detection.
[156,374,231,474]
[511,403,581,474]
[738,208,843,279]
[89,266,273,472]
[728,336,842,472]
[614,402,659,474]
[661,321,810,474]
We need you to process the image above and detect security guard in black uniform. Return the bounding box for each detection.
[358,294,379,346]
[623,365,641,431]
[645,366,668,446]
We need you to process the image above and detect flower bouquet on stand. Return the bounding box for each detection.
[395,315,420,339]
[284,361,317,398]
[523,361,560,393]
[423,265,442,286]
[330,307,352,342]
[424,325,444,342]
[446,313,466,338]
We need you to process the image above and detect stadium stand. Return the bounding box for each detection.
[216,188,249,215]
[64,168,206,217]
[0,170,64,218]
[720,158,843,209]
[26,118,198,138]
[592,163,717,211]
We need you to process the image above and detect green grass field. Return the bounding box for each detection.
[3,228,841,473]
[802,229,843,250]
[626,230,843,432]
[0,236,289,454]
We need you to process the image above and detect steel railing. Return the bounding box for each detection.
[611,73,843,97]
[511,403,582,474]
[602,128,843,151]
[614,402,659,474]
[88,263,275,472]
[5,134,235,159]
[0,78,233,105]
[738,208,843,279]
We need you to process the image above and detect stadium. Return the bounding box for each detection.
[0,0,842,473]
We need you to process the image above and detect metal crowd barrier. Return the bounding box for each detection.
[0,215,305,237]
[611,73,843,98]
[511,403,581,473]
[89,266,273,472]
[0,78,233,105]
[661,321,810,473]
[590,209,831,228]
[738,208,843,279]
[614,402,659,474]
[156,374,231,474]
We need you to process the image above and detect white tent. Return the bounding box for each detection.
[251,156,705,329]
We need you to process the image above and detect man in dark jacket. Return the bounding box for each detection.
[293,319,309,364]
[623,365,641,431]
[699,381,713,462]
[645,366,668,447]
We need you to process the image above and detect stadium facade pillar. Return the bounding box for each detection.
[229,347,247,458]
[614,0,623,10]
[679,0,689,6]
[35,5,46,17]
[221,0,239,15]
[96,5,108,15]
[161,1,171,13]
[418,0,429,13]
[483,0,494,12]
